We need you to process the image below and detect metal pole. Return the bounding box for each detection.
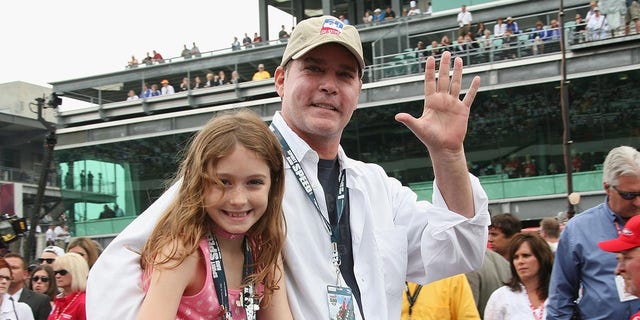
[559,0,575,219]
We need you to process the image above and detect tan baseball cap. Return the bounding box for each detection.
[281,15,365,72]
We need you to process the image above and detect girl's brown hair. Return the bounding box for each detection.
[140,109,285,306]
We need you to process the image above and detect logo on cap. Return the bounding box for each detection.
[623,228,634,236]
[321,18,344,35]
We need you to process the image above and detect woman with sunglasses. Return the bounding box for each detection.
[49,253,87,320]
[28,265,58,307]
[0,258,35,319]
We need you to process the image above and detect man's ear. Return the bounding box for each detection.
[274,66,285,98]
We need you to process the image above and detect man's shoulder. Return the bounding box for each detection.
[20,288,50,303]
[566,202,607,226]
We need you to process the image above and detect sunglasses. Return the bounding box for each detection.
[612,186,640,201]
[54,269,68,276]
[0,275,12,281]
[38,258,55,264]
[32,276,49,283]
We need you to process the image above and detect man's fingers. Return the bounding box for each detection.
[424,56,436,97]
[437,51,451,93]
[450,57,463,98]
[462,76,481,108]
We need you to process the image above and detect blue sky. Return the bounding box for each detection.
[0,0,292,88]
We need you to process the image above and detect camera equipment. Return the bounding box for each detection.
[0,214,27,246]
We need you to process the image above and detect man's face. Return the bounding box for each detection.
[488,227,512,257]
[275,43,362,147]
[616,248,640,296]
[605,175,640,219]
[4,257,26,286]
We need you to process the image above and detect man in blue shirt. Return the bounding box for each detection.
[547,145,640,319]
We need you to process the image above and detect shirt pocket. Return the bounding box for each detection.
[375,226,408,296]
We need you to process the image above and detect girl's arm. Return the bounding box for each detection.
[136,245,199,320]
[257,256,293,320]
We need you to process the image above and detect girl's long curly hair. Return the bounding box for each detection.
[140,109,286,306]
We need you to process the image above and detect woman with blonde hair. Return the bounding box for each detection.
[49,253,88,320]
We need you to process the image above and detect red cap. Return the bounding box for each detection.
[598,215,640,252]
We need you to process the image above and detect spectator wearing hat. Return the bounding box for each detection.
[251,64,271,81]
[505,17,519,34]
[548,146,640,319]
[38,246,65,266]
[373,8,385,22]
[160,79,175,95]
[599,214,640,320]
[408,1,421,16]
[586,6,609,40]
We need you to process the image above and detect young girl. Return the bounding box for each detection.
[136,110,292,320]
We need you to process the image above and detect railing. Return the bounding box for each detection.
[0,166,60,188]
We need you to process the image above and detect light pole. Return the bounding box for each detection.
[559,0,575,219]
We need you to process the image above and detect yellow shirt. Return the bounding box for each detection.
[401,274,480,320]
[252,70,271,81]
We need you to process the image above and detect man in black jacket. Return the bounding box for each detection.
[4,253,51,320]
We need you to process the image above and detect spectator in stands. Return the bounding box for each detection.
[140,82,152,99]
[5,253,52,320]
[489,213,522,260]
[408,1,421,16]
[454,35,473,64]
[474,22,487,39]
[338,14,350,25]
[494,17,507,37]
[479,29,493,53]
[127,55,138,69]
[573,13,587,44]
[484,233,554,320]
[530,20,549,54]
[230,70,241,84]
[585,0,599,23]
[231,36,241,51]
[204,72,215,87]
[626,0,640,35]
[99,204,116,219]
[54,224,69,249]
[415,41,428,70]
[425,1,432,14]
[142,52,152,65]
[440,35,452,49]
[67,237,101,270]
[160,79,175,95]
[457,4,473,37]
[29,265,57,307]
[587,7,609,40]
[522,155,536,177]
[216,70,227,86]
[179,77,190,91]
[180,44,191,60]
[548,145,640,319]
[152,50,164,64]
[114,204,124,217]
[242,32,252,48]
[252,63,271,81]
[191,42,200,58]
[429,40,442,59]
[363,9,373,24]
[505,17,519,34]
[126,90,139,101]
[548,19,561,41]
[373,8,384,22]
[402,275,480,319]
[45,225,55,246]
[384,5,396,21]
[279,25,290,42]
[253,32,263,46]
[150,84,161,96]
[540,217,560,253]
[192,76,203,89]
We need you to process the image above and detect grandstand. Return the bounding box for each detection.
[49,0,640,244]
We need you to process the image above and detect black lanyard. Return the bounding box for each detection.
[207,233,258,320]
[270,124,346,248]
[404,282,423,320]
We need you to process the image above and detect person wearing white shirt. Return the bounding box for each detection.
[457,4,473,37]
[87,15,490,320]
[494,17,507,37]
[160,79,175,95]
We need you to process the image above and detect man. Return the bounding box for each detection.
[548,145,640,319]
[408,1,422,16]
[465,248,511,318]
[598,214,640,320]
[38,245,65,265]
[4,253,51,320]
[540,216,560,252]
[160,79,175,95]
[488,213,521,260]
[87,15,489,319]
[251,63,271,80]
[457,4,473,37]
